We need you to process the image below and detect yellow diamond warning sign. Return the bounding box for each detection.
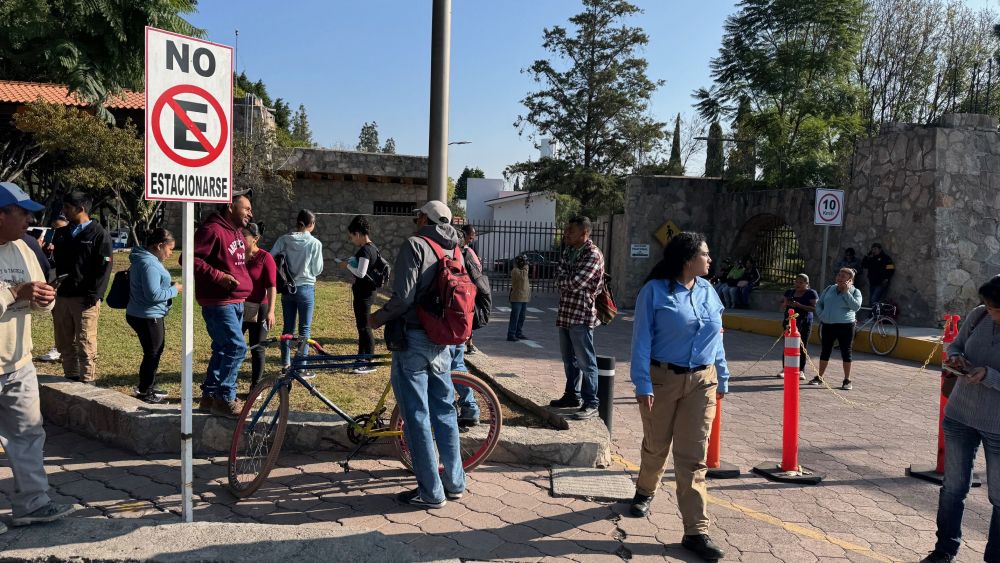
[654,220,681,247]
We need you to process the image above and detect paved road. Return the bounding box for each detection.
[0,294,990,562]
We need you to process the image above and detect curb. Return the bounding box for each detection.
[37,373,610,468]
[722,313,942,365]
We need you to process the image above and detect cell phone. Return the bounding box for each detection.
[27,227,46,240]
[49,274,69,289]
[942,364,968,377]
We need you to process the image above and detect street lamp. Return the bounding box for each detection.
[449,141,471,145]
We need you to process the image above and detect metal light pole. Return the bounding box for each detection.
[428,0,452,203]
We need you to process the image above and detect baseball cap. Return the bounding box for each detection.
[0,182,44,212]
[414,200,452,224]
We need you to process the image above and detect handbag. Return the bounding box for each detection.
[105,269,130,309]
[595,273,618,325]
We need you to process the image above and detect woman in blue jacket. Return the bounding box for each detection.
[811,267,862,390]
[126,229,180,403]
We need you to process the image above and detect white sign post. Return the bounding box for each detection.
[814,188,845,289]
[145,27,233,523]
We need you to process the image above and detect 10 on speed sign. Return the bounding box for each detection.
[814,188,844,227]
[145,27,232,203]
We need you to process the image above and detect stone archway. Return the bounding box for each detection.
[729,214,805,286]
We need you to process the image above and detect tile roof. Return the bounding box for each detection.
[0,80,144,110]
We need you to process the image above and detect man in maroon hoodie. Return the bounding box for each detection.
[193,194,253,417]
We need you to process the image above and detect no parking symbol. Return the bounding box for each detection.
[145,27,232,203]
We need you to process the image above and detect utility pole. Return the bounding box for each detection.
[427,0,452,203]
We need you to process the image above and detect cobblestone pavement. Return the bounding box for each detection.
[0,296,991,562]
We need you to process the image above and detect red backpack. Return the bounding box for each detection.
[416,236,477,345]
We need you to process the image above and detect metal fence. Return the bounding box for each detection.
[743,217,803,287]
[474,220,608,293]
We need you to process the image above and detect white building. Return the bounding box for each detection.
[464,178,558,270]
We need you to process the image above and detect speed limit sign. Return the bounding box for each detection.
[814,188,844,226]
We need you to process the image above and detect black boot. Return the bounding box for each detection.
[681,534,725,560]
[629,493,652,517]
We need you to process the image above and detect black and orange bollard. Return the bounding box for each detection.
[907,314,981,487]
[706,394,740,479]
[753,310,823,485]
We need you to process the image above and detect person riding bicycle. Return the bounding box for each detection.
[369,200,466,509]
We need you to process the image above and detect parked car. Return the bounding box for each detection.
[110,229,130,250]
[492,251,560,279]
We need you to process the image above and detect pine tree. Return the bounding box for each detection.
[666,113,684,175]
[356,122,380,152]
[291,104,314,146]
[381,137,396,154]
[704,120,724,177]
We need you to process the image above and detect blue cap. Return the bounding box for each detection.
[0,182,45,213]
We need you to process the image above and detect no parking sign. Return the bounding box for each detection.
[145,27,232,202]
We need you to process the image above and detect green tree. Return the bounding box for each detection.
[291,104,314,147]
[695,0,864,188]
[13,101,151,239]
[666,113,684,175]
[508,0,664,217]
[0,0,201,120]
[381,137,396,154]
[455,166,485,200]
[273,98,292,131]
[725,96,756,183]
[704,120,725,177]
[356,121,380,152]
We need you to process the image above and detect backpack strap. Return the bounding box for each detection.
[419,236,462,265]
[967,306,990,334]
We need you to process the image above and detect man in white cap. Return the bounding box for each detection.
[0,182,81,534]
[370,200,467,509]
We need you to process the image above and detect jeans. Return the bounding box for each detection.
[353,289,374,356]
[507,302,527,338]
[558,324,599,409]
[869,283,889,307]
[281,284,316,366]
[933,417,1000,560]
[0,363,52,517]
[738,284,754,307]
[201,303,246,402]
[391,329,466,502]
[450,344,479,420]
[721,286,739,309]
[126,314,165,392]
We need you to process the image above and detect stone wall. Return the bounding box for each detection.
[308,213,416,281]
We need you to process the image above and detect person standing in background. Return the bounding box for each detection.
[51,191,113,384]
[812,267,863,391]
[37,215,68,363]
[241,223,276,388]
[507,255,530,341]
[460,224,481,354]
[861,243,895,306]
[342,215,378,374]
[775,274,818,380]
[125,228,180,404]
[272,209,324,369]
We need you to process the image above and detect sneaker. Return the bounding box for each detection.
[210,398,243,418]
[919,551,954,563]
[0,520,6,534]
[799,372,806,381]
[197,395,213,412]
[681,534,725,560]
[549,395,582,409]
[515,334,527,340]
[842,380,853,391]
[11,501,81,526]
[352,366,377,374]
[506,336,518,342]
[573,406,599,420]
[775,371,784,378]
[807,377,823,386]
[147,386,168,398]
[135,390,165,404]
[465,343,479,355]
[629,493,652,517]
[445,489,464,501]
[38,348,61,362]
[397,489,445,509]
[458,409,480,427]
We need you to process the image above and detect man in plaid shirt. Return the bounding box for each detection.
[550,216,605,420]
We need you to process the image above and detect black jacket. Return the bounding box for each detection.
[862,252,895,285]
[52,222,114,300]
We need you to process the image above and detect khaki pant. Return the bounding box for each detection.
[53,296,101,381]
[636,364,717,535]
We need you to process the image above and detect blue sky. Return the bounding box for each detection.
[187,0,996,184]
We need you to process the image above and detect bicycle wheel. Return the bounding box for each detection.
[391,372,503,473]
[868,316,899,356]
[227,380,289,498]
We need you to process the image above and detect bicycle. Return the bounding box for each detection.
[854,302,899,356]
[227,334,503,498]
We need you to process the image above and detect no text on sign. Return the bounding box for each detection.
[814,188,844,226]
[145,27,233,203]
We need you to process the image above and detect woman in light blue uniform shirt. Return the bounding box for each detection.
[627,232,729,561]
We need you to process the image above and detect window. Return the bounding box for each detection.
[373,201,416,216]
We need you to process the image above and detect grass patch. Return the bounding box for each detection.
[33,252,544,428]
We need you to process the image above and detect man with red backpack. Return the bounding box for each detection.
[370,200,471,509]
